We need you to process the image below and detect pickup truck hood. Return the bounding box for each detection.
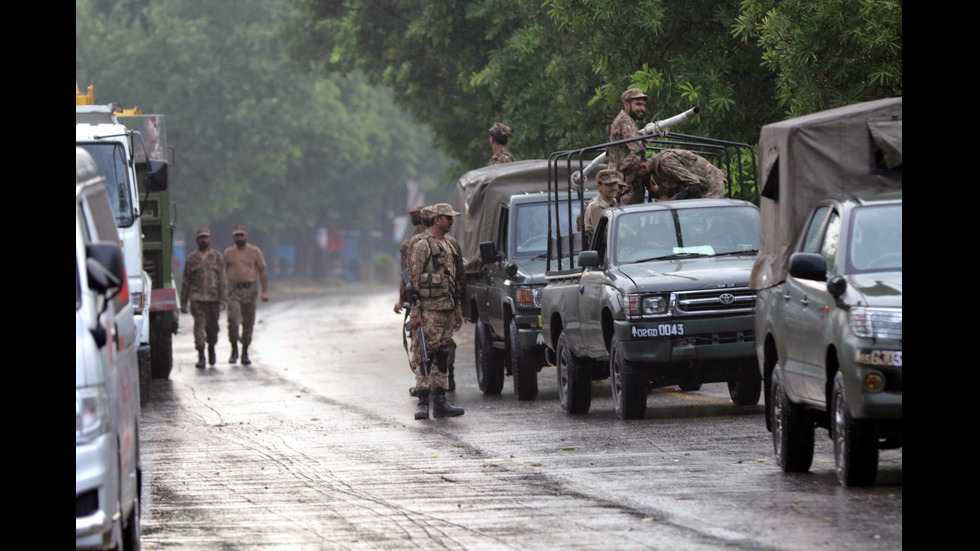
[512,257,550,285]
[616,256,755,293]
[847,271,902,308]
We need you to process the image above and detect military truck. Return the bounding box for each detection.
[76,84,179,405]
[453,160,595,400]
[751,97,902,486]
[539,126,763,419]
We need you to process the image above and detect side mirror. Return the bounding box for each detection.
[479,241,500,266]
[578,250,599,268]
[788,252,826,282]
[504,262,519,277]
[86,242,126,294]
[144,160,168,192]
[827,275,847,299]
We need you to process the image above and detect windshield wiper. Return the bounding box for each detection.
[712,249,758,257]
[631,252,710,263]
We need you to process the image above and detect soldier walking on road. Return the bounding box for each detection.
[180,227,228,368]
[224,225,269,365]
[408,203,465,419]
[608,88,649,205]
[488,122,516,165]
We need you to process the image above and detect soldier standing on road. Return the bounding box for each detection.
[582,169,625,245]
[488,122,516,165]
[648,149,727,201]
[394,205,427,314]
[608,88,649,205]
[180,227,228,369]
[224,225,269,365]
[408,203,466,419]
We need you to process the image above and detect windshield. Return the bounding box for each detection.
[78,143,136,228]
[614,205,759,264]
[846,203,902,273]
[512,200,585,258]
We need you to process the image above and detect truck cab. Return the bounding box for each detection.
[454,160,594,401]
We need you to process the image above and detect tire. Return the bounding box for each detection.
[149,311,174,379]
[771,365,814,472]
[137,347,151,407]
[475,320,504,395]
[678,381,702,392]
[556,332,591,414]
[832,372,879,486]
[508,319,538,401]
[728,376,762,406]
[610,340,648,419]
[122,495,142,551]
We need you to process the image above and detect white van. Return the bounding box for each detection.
[76,147,142,550]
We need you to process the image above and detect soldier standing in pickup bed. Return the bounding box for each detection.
[180,227,228,369]
[488,122,516,165]
[224,225,269,365]
[583,169,625,245]
[608,88,649,205]
[648,149,726,200]
[408,203,465,419]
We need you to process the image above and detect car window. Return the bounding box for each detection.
[801,206,830,253]
[846,203,902,273]
[820,211,841,270]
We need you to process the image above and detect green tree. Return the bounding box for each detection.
[732,0,902,117]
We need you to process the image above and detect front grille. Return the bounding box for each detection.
[76,489,99,517]
[675,287,755,316]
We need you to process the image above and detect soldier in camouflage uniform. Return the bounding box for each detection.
[648,149,726,200]
[488,122,516,165]
[408,203,465,419]
[583,169,625,245]
[224,225,269,365]
[394,205,427,314]
[607,88,649,205]
[180,227,228,368]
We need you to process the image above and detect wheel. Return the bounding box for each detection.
[770,365,814,472]
[121,495,142,551]
[678,381,702,392]
[474,320,504,395]
[832,371,879,486]
[610,340,648,419]
[149,311,174,379]
[508,319,538,401]
[137,348,151,407]
[556,332,591,414]
[728,376,762,406]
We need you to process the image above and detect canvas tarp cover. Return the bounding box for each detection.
[453,159,574,274]
[750,97,902,290]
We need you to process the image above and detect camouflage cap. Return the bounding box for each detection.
[621,88,649,102]
[489,122,512,143]
[596,169,625,186]
[430,203,461,217]
[232,224,248,235]
[196,227,211,238]
[409,205,425,225]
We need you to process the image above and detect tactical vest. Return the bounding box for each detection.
[417,236,460,310]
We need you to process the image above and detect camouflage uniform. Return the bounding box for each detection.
[489,148,515,165]
[488,122,515,165]
[649,149,726,200]
[180,239,228,350]
[607,89,649,205]
[224,242,266,348]
[408,227,463,392]
[583,169,624,243]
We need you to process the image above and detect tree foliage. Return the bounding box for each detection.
[76,0,450,241]
[732,0,902,117]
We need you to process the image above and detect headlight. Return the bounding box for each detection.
[850,307,902,340]
[515,285,542,309]
[621,294,670,319]
[76,386,108,444]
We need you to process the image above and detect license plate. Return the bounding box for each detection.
[631,323,685,338]
[855,349,902,367]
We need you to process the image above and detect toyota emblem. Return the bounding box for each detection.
[719,293,735,305]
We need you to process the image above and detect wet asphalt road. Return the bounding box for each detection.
[138,286,901,550]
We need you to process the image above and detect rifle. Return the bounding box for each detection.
[401,271,431,376]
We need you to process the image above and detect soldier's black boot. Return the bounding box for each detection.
[409,387,418,397]
[208,344,216,366]
[431,387,464,418]
[241,345,251,365]
[414,390,430,420]
[195,347,206,369]
[229,341,239,364]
